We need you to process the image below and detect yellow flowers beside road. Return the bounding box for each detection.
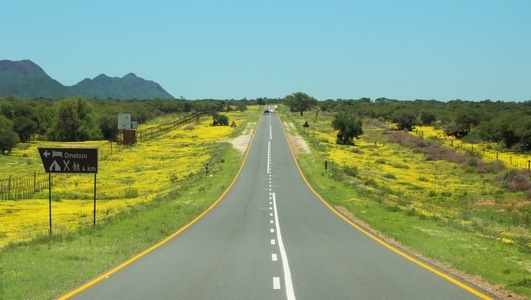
[412,125,531,169]
[290,114,530,252]
[0,109,254,248]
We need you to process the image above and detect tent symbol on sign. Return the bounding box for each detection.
[49,160,61,171]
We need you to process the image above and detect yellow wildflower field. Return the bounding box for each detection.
[301,117,520,224]
[291,113,530,250]
[0,108,257,248]
[412,125,531,169]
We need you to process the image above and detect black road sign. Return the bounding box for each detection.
[38,148,98,174]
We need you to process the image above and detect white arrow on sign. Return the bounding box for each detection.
[43,150,50,158]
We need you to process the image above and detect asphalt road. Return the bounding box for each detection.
[64,112,492,299]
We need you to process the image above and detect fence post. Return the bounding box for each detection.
[14,176,18,200]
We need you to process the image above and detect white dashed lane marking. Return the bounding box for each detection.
[267,136,296,298]
[271,192,296,299]
[273,277,281,290]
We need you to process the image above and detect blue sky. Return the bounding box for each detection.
[2,0,530,101]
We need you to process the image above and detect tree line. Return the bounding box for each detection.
[283,93,531,152]
[0,95,282,154]
[2,93,530,154]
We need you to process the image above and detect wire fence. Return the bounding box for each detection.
[0,111,213,200]
[134,111,208,142]
[450,141,531,170]
[413,129,531,170]
[0,172,49,200]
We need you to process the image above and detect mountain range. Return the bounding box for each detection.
[0,59,174,99]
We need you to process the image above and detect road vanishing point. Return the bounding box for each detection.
[60,112,493,300]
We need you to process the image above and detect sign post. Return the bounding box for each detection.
[48,174,52,235]
[38,148,99,235]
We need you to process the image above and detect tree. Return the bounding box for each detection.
[454,109,481,134]
[212,112,229,126]
[48,97,102,141]
[0,99,15,119]
[0,115,19,155]
[12,101,38,142]
[97,109,121,141]
[331,110,363,145]
[419,110,436,125]
[256,98,266,105]
[284,92,318,116]
[319,99,336,112]
[392,110,416,131]
[35,101,55,136]
[237,100,248,112]
[500,122,520,149]
[509,115,531,151]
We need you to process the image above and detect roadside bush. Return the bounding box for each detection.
[467,157,478,167]
[424,143,467,165]
[212,113,229,126]
[475,160,505,174]
[383,173,396,179]
[375,158,386,164]
[343,166,359,177]
[169,172,178,183]
[124,187,139,198]
[508,171,531,192]
[350,147,364,154]
[418,176,429,182]
[387,131,427,148]
[494,170,531,192]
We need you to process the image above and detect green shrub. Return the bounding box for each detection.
[124,188,139,198]
[375,158,386,164]
[343,166,359,177]
[383,173,396,179]
[169,172,178,183]
[467,157,478,167]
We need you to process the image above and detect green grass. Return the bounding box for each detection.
[298,131,531,297]
[295,140,531,298]
[2,109,531,299]
[0,143,243,300]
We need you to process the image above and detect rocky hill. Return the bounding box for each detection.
[71,73,174,100]
[0,59,174,99]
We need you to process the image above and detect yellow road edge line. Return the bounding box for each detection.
[58,114,262,299]
[277,114,493,300]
